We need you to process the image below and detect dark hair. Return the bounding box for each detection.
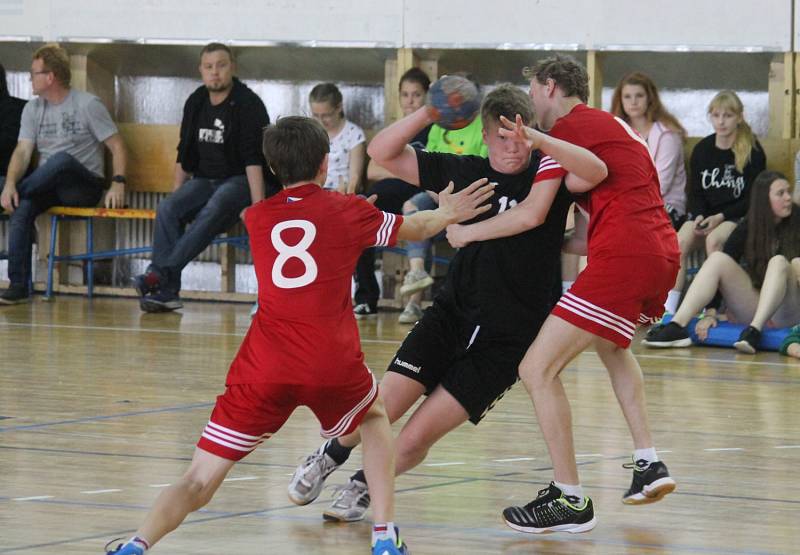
[399,67,430,92]
[200,42,235,63]
[744,170,800,287]
[480,84,533,127]
[309,82,343,108]
[0,63,8,98]
[523,54,589,103]
[262,116,330,186]
[33,43,71,87]
[610,71,686,139]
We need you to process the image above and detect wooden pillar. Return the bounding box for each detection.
[768,55,788,138]
[586,51,604,109]
[782,52,795,140]
[384,48,438,126]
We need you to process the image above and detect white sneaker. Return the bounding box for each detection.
[398,302,423,324]
[288,443,342,505]
[399,270,434,296]
[323,479,370,522]
[353,303,378,319]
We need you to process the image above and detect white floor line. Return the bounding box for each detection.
[703,448,744,451]
[149,483,172,488]
[223,476,258,482]
[13,495,53,501]
[423,462,465,467]
[774,445,800,449]
[575,453,603,457]
[493,457,535,462]
[81,489,122,494]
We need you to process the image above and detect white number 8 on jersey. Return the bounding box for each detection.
[271,220,318,289]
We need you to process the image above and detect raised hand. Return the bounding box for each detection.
[498,114,544,152]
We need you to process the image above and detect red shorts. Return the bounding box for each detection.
[552,255,679,348]
[197,371,378,461]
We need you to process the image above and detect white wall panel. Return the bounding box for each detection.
[0,0,50,40]
[404,0,792,51]
[48,0,403,46]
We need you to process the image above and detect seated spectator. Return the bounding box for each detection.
[133,43,270,313]
[399,73,487,323]
[0,63,26,190]
[309,83,365,194]
[611,71,687,229]
[352,67,432,319]
[664,90,766,314]
[643,171,800,354]
[0,44,127,305]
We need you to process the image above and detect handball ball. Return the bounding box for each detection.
[426,75,481,130]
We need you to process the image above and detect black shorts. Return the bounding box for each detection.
[387,303,540,424]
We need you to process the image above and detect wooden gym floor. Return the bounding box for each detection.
[0,296,798,554]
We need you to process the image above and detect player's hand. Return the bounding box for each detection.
[365,194,378,205]
[694,214,722,236]
[438,178,495,225]
[104,182,125,209]
[446,223,470,248]
[695,315,718,341]
[498,114,542,151]
[1,184,19,212]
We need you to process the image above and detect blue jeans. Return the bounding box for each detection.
[149,175,250,295]
[404,191,444,259]
[7,152,104,287]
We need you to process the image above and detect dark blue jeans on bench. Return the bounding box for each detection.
[7,152,104,288]
[148,175,250,295]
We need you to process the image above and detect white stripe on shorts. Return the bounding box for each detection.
[201,421,271,453]
[321,373,378,438]
[557,291,636,340]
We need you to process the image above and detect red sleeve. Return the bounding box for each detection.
[349,197,404,249]
[532,116,578,184]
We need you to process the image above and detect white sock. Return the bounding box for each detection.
[127,536,150,551]
[562,280,574,294]
[554,481,584,505]
[664,290,681,314]
[372,522,397,545]
[634,447,659,466]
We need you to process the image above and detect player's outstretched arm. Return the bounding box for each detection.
[397,178,495,241]
[367,107,435,186]
[499,115,607,187]
[446,177,561,248]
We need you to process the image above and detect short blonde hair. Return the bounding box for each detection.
[33,43,71,87]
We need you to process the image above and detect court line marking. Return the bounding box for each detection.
[81,489,122,495]
[423,462,465,467]
[12,496,53,501]
[223,476,258,482]
[493,457,534,462]
[1,321,797,369]
[704,447,744,451]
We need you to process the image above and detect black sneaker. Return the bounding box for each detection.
[502,482,597,534]
[0,285,30,305]
[353,303,378,319]
[641,321,691,348]
[733,326,761,354]
[140,292,183,313]
[622,459,676,505]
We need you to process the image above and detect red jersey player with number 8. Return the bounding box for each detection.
[448,55,679,534]
[104,116,495,555]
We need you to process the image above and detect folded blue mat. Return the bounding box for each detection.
[661,315,789,351]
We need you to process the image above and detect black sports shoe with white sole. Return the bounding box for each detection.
[503,482,596,534]
[622,459,676,504]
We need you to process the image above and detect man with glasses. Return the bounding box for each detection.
[0,44,127,304]
[132,42,271,313]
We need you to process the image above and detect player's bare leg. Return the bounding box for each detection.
[358,396,396,523]
[393,385,469,474]
[106,448,234,553]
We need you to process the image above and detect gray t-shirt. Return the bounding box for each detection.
[19,90,118,178]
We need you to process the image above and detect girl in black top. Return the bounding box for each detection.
[666,90,766,312]
[645,171,800,353]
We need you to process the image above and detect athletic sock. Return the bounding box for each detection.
[351,468,367,485]
[372,522,397,545]
[554,481,584,506]
[126,536,150,552]
[664,289,681,314]
[323,438,353,465]
[633,447,659,467]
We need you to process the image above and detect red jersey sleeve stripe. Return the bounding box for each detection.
[375,212,397,247]
[534,155,566,183]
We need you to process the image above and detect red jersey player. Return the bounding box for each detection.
[105,116,494,555]
[448,55,679,534]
